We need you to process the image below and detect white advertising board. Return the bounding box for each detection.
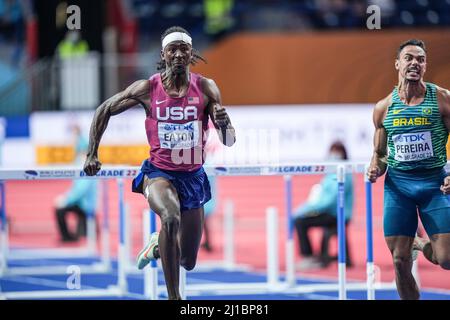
[27,104,374,165]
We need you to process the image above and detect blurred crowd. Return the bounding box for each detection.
[133,0,450,46]
[0,0,26,68]
[1,0,449,68]
[1,0,449,115]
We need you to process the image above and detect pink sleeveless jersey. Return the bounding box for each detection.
[145,72,209,172]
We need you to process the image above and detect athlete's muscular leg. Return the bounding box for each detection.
[416,233,450,269]
[385,236,420,300]
[143,176,182,300]
[431,233,450,269]
[180,207,204,270]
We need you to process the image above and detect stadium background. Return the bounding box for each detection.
[1,0,450,297]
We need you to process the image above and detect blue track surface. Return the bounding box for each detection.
[1,257,449,300]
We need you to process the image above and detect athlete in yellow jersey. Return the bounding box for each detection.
[367,39,450,300]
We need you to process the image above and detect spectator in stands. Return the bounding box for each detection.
[293,140,354,270]
[56,30,89,59]
[54,124,98,242]
[0,0,25,66]
[204,0,235,42]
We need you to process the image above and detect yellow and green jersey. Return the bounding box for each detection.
[383,82,448,170]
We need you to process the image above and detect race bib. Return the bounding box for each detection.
[392,131,434,162]
[158,121,199,149]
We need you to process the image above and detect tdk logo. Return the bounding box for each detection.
[394,133,425,143]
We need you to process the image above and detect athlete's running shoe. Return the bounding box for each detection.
[137,232,159,270]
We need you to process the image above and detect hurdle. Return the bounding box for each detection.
[160,164,347,298]
[0,163,404,299]
[284,175,296,288]
[365,165,375,300]
[0,179,112,276]
[0,172,134,299]
[126,197,249,275]
[143,208,158,300]
[177,206,283,295]
[144,205,283,299]
[187,198,252,273]
[171,163,397,298]
[337,165,347,300]
[281,163,397,299]
[122,198,247,276]
[3,179,107,260]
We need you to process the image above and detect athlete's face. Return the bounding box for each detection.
[162,41,193,75]
[395,45,427,82]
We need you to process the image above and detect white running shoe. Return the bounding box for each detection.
[137,232,159,270]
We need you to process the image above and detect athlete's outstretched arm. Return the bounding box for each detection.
[367,96,390,183]
[202,78,236,147]
[84,80,150,176]
[437,86,450,194]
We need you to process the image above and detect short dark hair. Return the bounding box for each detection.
[397,39,427,58]
[157,26,206,71]
[329,140,348,160]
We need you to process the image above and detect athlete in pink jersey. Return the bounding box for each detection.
[145,71,209,172]
[83,26,236,300]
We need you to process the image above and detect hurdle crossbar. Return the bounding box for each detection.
[0,163,368,181]
[0,162,412,299]
[152,207,284,298]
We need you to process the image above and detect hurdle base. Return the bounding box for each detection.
[8,247,98,260]
[108,284,128,296]
[2,287,124,300]
[3,262,112,276]
[194,261,253,273]
[0,261,8,276]
[164,281,398,298]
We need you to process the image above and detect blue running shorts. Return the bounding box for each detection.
[132,159,211,212]
[384,167,450,237]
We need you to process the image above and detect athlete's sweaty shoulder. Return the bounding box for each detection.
[200,76,221,105]
[435,85,450,116]
[373,93,392,128]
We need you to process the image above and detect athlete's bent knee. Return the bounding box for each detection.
[180,257,196,271]
[161,214,180,238]
[393,255,412,272]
